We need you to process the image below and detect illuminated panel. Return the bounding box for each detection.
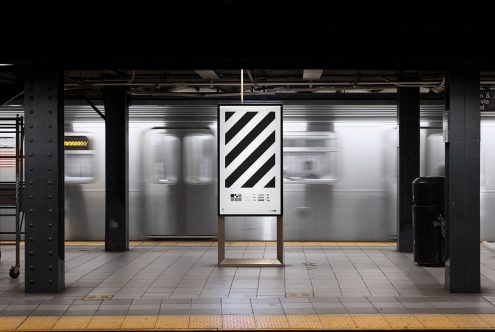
[64,136,90,150]
[218,104,283,216]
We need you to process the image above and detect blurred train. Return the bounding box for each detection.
[2,100,495,241]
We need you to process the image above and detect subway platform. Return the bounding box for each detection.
[0,241,495,330]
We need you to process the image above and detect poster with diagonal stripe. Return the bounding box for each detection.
[218,104,282,216]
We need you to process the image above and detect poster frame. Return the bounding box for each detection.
[217,104,283,217]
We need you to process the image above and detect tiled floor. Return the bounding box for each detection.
[0,241,495,330]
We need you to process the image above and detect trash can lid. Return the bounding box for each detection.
[412,177,445,185]
[412,177,444,205]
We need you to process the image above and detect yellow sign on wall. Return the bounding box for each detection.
[64,136,90,150]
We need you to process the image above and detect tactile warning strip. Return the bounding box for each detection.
[254,315,290,329]
[52,316,92,330]
[121,315,157,329]
[85,316,125,330]
[17,316,59,330]
[287,314,323,329]
[382,314,423,329]
[189,315,223,329]
[5,313,495,330]
[351,314,391,329]
[222,315,256,329]
[154,315,189,329]
[319,314,356,329]
[0,317,26,331]
[414,314,457,329]
[445,314,491,328]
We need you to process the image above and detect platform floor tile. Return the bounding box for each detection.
[121,315,157,329]
[254,314,290,329]
[222,315,256,329]
[413,314,457,329]
[446,314,491,328]
[382,314,423,329]
[52,316,92,330]
[17,316,59,330]
[3,243,495,330]
[350,314,391,329]
[86,316,125,330]
[479,313,495,326]
[154,315,189,329]
[319,314,357,329]
[0,317,27,331]
[189,315,223,329]
[286,314,323,329]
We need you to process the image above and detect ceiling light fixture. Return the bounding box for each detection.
[303,69,323,80]
[195,70,219,80]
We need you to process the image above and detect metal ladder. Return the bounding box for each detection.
[0,115,24,279]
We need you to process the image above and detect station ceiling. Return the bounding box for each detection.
[0,3,492,70]
[63,69,446,98]
[0,3,493,104]
[3,69,495,104]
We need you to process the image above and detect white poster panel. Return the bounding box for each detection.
[218,104,282,216]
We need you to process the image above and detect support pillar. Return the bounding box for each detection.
[24,72,65,292]
[445,71,480,292]
[104,87,129,251]
[397,86,420,252]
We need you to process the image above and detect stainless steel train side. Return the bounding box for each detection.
[61,101,442,241]
[141,127,217,237]
[2,101,494,241]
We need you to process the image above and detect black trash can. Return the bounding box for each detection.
[412,177,445,266]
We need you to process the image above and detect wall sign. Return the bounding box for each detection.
[481,86,494,112]
[218,104,283,216]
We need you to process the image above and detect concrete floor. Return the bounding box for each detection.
[0,242,495,330]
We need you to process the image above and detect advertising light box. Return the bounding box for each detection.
[218,104,283,216]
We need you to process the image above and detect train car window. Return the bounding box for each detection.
[64,135,95,184]
[65,154,93,177]
[0,136,16,182]
[425,133,445,177]
[283,138,296,147]
[283,132,338,184]
[183,133,215,184]
[151,134,179,184]
[480,123,495,190]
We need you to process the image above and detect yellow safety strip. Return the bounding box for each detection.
[2,313,495,331]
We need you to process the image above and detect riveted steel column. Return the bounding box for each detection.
[444,71,480,292]
[397,86,420,252]
[24,72,65,293]
[104,87,129,252]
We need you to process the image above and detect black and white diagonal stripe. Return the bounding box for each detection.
[224,111,276,188]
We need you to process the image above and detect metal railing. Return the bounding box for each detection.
[0,115,24,278]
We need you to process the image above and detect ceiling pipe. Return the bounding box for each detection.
[246,70,255,84]
[1,90,24,106]
[67,80,444,88]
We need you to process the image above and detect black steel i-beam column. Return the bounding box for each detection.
[104,87,129,252]
[24,72,65,292]
[397,86,420,252]
[445,71,480,292]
